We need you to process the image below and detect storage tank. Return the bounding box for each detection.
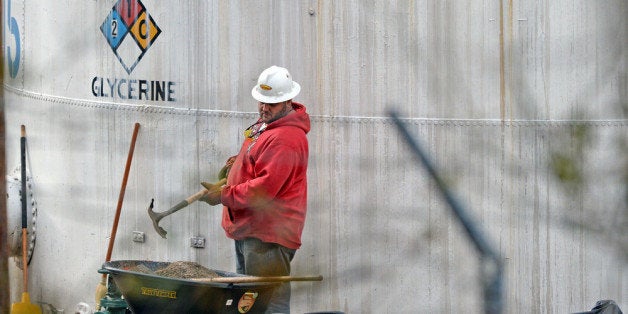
[3,1,626,313]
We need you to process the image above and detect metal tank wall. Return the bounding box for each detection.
[3,0,626,313]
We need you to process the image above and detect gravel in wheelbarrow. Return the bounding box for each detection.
[103,260,278,314]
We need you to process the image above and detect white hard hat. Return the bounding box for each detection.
[251,66,301,103]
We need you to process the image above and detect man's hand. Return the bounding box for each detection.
[200,178,227,206]
[218,156,237,180]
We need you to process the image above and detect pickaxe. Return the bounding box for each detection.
[147,178,225,239]
[149,157,234,239]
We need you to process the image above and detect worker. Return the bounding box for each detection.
[202,65,311,314]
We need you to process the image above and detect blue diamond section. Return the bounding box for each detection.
[100,9,129,50]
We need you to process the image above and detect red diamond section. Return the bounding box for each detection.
[130,11,161,51]
[115,0,145,28]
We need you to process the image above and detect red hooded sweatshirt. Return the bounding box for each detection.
[220,102,310,249]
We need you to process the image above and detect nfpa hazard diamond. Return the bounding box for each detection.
[100,0,161,74]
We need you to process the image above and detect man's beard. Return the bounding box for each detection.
[261,103,292,124]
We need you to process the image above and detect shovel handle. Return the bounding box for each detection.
[105,123,140,262]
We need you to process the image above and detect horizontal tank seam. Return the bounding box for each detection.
[5,85,627,127]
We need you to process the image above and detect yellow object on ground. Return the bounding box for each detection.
[11,292,42,314]
[95,276,107,311]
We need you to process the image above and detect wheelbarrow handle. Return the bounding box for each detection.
[190,275,323,284]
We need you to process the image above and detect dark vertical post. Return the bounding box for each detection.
[0,19,10,310]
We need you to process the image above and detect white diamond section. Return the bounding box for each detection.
[116,34,143,73]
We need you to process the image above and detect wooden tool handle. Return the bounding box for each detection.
[186,188,209,204]
[105,123,140,263]
[191,275,323,283]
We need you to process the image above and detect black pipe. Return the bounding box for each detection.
[21,126,26,230]
[388,109,504,314]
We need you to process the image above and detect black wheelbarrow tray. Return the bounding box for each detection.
[102,260,279,314]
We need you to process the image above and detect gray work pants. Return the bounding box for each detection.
[235,238,296,314]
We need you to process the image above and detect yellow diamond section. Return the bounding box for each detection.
[130,11,160,50]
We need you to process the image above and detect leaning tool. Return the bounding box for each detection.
[148,178,226,239]
[11,125,42,314]
[95,122,140,311]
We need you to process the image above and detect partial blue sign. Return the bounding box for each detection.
[6,0,21,78]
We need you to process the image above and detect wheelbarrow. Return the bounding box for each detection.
[102,260,322,314]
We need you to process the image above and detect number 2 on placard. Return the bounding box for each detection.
[111,19,118,37]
